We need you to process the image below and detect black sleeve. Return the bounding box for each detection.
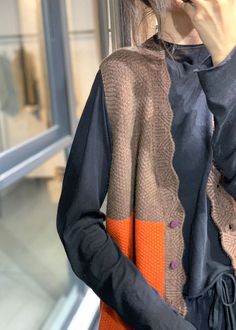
[194,45,236,199]
[56,70,196,330]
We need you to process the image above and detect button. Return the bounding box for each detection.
[170,304,177,312]
[169,220,179,229]
[170,260,178,269]
[229,222,236,231]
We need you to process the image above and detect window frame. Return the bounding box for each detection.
[0,0,76,190]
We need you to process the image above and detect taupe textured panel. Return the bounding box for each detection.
[207,165,236,276]
[99,35,188,316]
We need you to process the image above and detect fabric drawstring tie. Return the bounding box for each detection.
[208,271,236,330]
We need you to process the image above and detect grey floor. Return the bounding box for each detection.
[0,177,70,330]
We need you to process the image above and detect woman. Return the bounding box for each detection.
[56,1,236,329]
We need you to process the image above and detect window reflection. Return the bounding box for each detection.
[66,0,101,118]
[0,0,52,152]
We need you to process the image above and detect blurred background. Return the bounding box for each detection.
[0,1,156,329]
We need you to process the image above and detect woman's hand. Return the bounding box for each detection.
[175,0,236,65]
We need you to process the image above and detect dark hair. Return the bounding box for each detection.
[141,0,152,8]
[122,0,177,62]
[122,0,175,44]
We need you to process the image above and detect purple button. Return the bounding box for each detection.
[229,222,236,231]
[170,260,178,269]
[169,220,179,229]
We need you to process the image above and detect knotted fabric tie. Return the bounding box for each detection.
[208,271,236,330]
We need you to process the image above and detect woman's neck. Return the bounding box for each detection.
[159,9,203,45]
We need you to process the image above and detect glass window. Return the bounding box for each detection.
[0,151,70,329]
[0,0,52,152]
[66,0,101,118]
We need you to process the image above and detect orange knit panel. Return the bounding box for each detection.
[105,214,134,260]
[99,215,134,330]
[99,300,133,330]
[135,219,165,298]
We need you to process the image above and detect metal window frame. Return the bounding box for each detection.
[0,0,76,190]
[109,0,131,49]
[96,0,110,59]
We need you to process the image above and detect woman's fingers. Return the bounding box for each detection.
[174,0,236,64]
[175,0,206,10]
